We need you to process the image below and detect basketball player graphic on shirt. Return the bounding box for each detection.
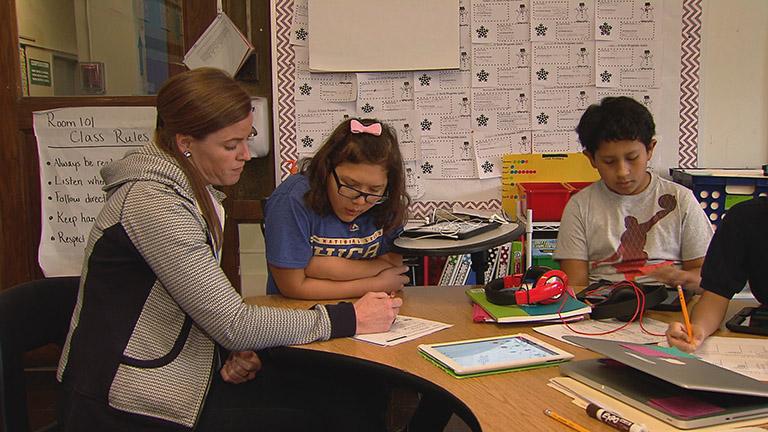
[591,194,677,280]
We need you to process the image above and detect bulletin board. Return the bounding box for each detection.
[270,0,703,219]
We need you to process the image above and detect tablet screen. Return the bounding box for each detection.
[432,336,557,369]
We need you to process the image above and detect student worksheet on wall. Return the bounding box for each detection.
[273,0,701,217]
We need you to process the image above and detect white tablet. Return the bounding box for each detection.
[418,333,573,375]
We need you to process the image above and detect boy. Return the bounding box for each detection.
[554,96,712,290]
[667,197,768,352]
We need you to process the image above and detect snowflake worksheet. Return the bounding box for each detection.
[294,101,354,156]
[472,1,531,44]
[595,41,661,88]
[530,0,594,42]
[289,0,308,46]
[472,42,532,88]
[356,72,415,116]
[374,110,421,162]
[473,133,518,179]
[419,136,477,179]
[415,90,472,137]
[531,42,596,88]
[472,87,532,134]
[531,86,596,131]
[595,0,659,42]
[294,47,357,103]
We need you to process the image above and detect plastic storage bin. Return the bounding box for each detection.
[518,182,594,222]
[566,181,593,196]
[518,183,572,222]
[670,168,768,227]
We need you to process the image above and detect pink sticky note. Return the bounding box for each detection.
[620,343,679,358]
[648,396,725,419]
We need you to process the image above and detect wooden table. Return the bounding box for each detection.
[249,285,708,431]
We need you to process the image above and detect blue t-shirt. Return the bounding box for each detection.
[264,174,400,294]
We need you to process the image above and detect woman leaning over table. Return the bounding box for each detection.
[56,67,401,432]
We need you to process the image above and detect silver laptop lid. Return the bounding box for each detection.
[560,358,768,429]
[563,335,768,397]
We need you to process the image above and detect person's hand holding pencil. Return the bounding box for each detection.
[665,285,705,353]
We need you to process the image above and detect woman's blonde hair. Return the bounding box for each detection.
[154,68,251,248]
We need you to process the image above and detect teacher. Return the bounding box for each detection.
[56,68,401,431]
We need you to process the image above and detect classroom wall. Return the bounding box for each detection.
[698,0,768,168]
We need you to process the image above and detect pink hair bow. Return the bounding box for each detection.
[350,119,382,136]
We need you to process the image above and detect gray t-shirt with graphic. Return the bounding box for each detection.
[554,172,713,284]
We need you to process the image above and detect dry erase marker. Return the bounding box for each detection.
[543,409,590,432]
[586,403,648,432]
[677,284,693,343]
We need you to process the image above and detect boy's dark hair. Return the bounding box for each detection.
[300,118,410,233]
[575,96,656,154]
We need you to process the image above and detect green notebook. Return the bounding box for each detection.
[465,287,591,323]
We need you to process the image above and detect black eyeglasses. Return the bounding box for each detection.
[331,169,388,205]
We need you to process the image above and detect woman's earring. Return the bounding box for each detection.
[183,151,192,158]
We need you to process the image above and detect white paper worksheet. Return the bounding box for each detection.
[472,42,531,88]
[529,0,594,42]
[694,336,768,382]
[595,0,660,42]
[294,47,357,103]
[353,315,452,347]
[294,101,355,156]
[356,72,415,116]
[534,318,668,346]
[472,0,530,45]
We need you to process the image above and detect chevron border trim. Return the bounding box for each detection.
[678,0,703,168]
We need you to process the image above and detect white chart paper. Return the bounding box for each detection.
[35,107,156,276]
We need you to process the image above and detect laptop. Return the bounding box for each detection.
[560,336,768,429]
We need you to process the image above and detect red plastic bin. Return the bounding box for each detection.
[565,181,593,197]
[518,182,572,222]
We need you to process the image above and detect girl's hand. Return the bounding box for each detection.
[220,351,262,384]
[665,322,705,353]
[376,265,409,293]
[353,291,403,334]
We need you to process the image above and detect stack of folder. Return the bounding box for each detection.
[466,287,591,323]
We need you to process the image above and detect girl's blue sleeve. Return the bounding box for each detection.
[264,191,313,269]
[380,226,404,255]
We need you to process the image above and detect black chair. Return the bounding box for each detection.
[0,277,79,432]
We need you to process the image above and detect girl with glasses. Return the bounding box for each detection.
[264,117,411,299]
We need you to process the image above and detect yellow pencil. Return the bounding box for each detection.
[543,409,590,432]
[677,285,693,343]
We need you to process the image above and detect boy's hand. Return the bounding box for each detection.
[648,266,702,293]
[220,351,262,384]
[665,322,705,353]
[353,291,403,334]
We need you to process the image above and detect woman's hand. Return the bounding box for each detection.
[353,291,403,334]
[220,351,262,384]
[665,322,705,353]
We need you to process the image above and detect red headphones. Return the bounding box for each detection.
[484,266,569,306]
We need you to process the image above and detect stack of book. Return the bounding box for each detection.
[466,287,591,323]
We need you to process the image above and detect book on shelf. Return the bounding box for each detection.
[465,287,591,323]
